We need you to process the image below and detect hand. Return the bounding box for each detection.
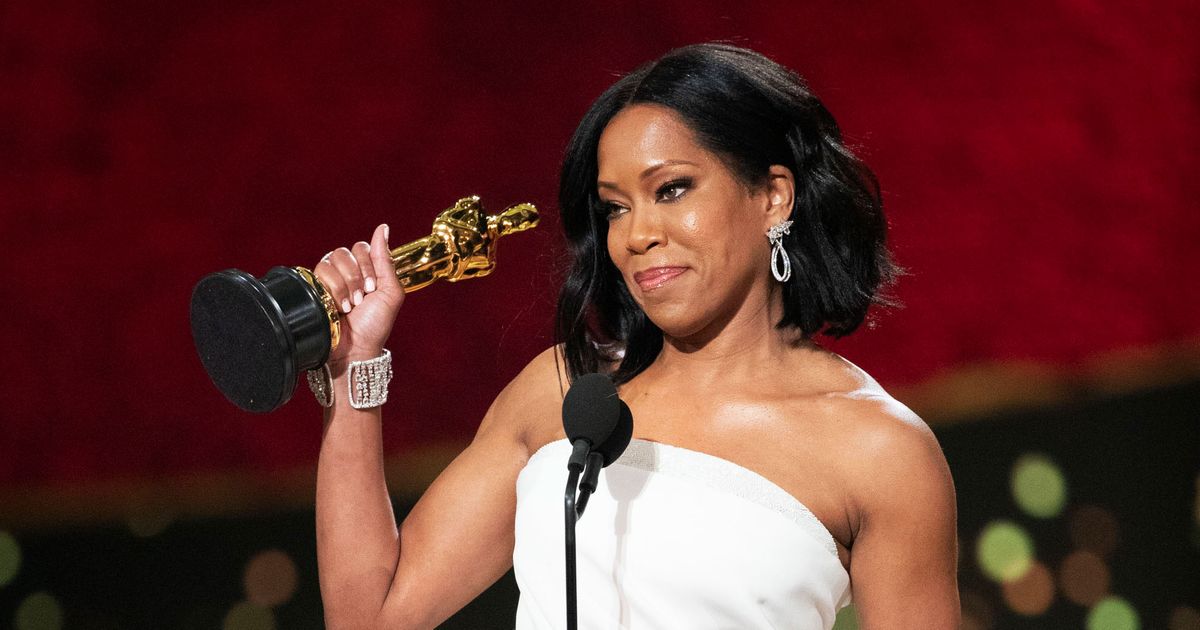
[313,224,404,368]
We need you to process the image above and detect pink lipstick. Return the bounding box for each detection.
[633,267,687,292]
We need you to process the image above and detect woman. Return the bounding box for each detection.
[311,43,959,629]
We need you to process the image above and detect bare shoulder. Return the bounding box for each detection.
[837,392,942,463]
[817,391,959,624]
[478,345,570,455]
[828,390,956,533]
[779,350,949,489]
[833,390,948,478]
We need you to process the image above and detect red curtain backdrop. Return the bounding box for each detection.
[2,1,1196,487]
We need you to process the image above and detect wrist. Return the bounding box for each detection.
[309,347,393,410]
[344,349,392,410]
[328,346,386,377]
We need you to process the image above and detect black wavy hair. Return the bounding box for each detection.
[555,43,903,385]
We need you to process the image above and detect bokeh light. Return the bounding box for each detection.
[243,549,299,607]
[1061,550,1111,605]
[14,592,63,630]
[960,589,996,630]
[1070,504,1121,556]
[1169,606,1200,630]
[223,601,275,630]
[1011,453,1068,518]
[831,604,858,630]
[976,520,1035,583]
[0,530,20,587]
[1087,596,1140,630]
[1001,560,1055,615]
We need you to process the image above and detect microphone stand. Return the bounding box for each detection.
[564,441,587,630]
[565,447,605,630]
[564,466,580,630]
[575,452,604,518]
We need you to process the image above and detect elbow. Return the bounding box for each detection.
[322,595,430,630]
[322,606,385,630]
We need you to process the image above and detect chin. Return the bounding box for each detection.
[641,302,710,340]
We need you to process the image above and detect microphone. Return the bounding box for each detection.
[560,372,622,630]
[561,373,620,472]
[576,400,633,515]
[595,399,634,466]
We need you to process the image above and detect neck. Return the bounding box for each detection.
[653,283,811,387]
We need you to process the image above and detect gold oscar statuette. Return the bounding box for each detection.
[190,195,539,412]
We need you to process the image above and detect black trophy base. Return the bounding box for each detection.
[190,267,332,413]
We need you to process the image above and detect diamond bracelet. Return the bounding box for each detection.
[348,349,392,409]
[306,349,393,410]
[306,364,335,408]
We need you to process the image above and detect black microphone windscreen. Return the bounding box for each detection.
[596,400,634,466]
[562,373,620,447]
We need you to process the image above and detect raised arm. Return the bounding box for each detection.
[843,397,961,629]
[312,224,562,629]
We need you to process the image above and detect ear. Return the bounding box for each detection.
[761,164,795,230]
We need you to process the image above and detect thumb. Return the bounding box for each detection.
[370,223,401,294]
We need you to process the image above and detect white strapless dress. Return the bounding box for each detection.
[512,438,852,629]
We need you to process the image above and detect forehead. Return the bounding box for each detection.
[596,104,714,177]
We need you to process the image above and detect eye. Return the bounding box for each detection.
[599,200,628,220]
[655,178,692,202]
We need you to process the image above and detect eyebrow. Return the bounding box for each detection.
[597,159,697,190]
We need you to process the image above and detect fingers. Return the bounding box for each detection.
[315,247,363,314]
[369,224,402,298]
[313,225,397,315]
[351,241,375,293]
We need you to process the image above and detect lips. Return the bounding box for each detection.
[633,266,688,292]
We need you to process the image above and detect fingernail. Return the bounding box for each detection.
[365,277,376,292]
[353,290,363,305]
[383,224,389,241]
[341,298,351,313]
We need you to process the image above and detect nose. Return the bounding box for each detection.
[624,206,664,254]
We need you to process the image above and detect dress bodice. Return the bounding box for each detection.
[512,438,852,629]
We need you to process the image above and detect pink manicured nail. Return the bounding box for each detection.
[383,224,389,241]
[365,277,376,292]
[341,298,351,313]
[352,290,363,306]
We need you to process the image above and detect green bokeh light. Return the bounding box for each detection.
[976,520,1035,583]
[1011,453,1068,518]
[832,604,859,630]
[224,601,275,630]
[1087,596,1140,630]
[14,592,63,630]
[0,531,20,587]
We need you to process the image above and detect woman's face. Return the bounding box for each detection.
[596,103,793,340]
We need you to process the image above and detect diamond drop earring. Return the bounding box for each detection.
[766,220,793,282]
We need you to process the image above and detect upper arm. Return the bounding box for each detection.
[844,398,960,629]
[378,346,566,629]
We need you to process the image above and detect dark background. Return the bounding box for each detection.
[0,1,1196,628]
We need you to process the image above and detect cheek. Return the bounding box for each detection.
[678,203,756,260]
[681,210,701,233]
[606,226,628,272]
[691,206,768,276]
